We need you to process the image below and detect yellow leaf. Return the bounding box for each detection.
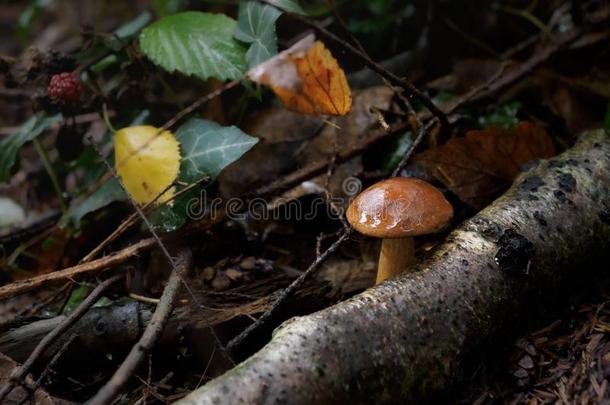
[114,125,181,205]
[248,35,352,116]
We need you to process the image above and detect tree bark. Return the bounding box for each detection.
[179,130,610,404]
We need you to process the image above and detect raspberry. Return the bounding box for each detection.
[47,72,81,105]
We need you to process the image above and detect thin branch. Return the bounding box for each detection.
[391,119,437,177]
[0,238,153,300]
[226,230,351,353]
[0,274,123,402]
[87,249,192,405]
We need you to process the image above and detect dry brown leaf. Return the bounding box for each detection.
[248,35,352,116]
[414,122,555,209]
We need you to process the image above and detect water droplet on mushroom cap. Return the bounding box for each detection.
[346,177,453,239]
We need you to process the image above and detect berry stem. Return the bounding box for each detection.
[33,138,67,214]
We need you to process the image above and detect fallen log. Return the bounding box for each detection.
[179,130,610,404]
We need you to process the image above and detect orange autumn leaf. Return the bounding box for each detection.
[414,122,556,209]
[248,35,352,116]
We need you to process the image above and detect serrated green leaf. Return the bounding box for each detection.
[0,113,62,183]
[235,2,280,68]
[267,0,307,15]
[139,11,247,81]
[177,118,258,182]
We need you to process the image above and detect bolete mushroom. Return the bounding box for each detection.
[346,177,453,284]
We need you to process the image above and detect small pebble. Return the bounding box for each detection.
[211,273,230,291]
[225,268,242,281]
[518,355,534,370]
[240,256,256,271]
[202,266,216,281]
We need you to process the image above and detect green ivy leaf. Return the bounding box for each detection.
[69,178,124,227]
[267,0,307,15]
[139,11,247,81]
[235,1,281,68]
[0,113,62,183]
[177,118,259,182]
[149,119,257,232]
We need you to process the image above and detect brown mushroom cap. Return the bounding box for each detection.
[346,177,453,238]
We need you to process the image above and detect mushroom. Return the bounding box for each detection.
[346,177,453,284]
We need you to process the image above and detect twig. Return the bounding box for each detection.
[325,0,430,177]
[29,334,78,394]
[226,230,351,353]
[87,249,192,405]
[87,136,201,304]
[391,119,436,177]
[260,0,450,131]
[79,175,209,263]
[0,238,152,300]
[0,274,123,402]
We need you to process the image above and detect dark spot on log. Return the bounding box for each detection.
[554,190,569,203]
[494,229,534,276]
[528,194,539,201]
[594,142,601,148]
[585,167,593,174]
[556,225,563,233]
[471,217,503,240]
[520,176,544,192]
[585,159,590,163]
[600,209,610,225]
[95,319,106,334]
[533,211,547,226]
[461,259,469,266]
[557,173,576,193]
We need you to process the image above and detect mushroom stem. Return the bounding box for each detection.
[377,237,415,284]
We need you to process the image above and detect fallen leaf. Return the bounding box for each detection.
[114,125,181,205]
[414,122,555,209]
[248,34,352,116]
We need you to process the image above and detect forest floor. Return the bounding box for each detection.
[460,276,610,404]
[1,0,609,403]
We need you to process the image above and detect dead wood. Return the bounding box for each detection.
[179,130,610,404]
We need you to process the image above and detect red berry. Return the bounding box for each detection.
[47,72,81,105]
